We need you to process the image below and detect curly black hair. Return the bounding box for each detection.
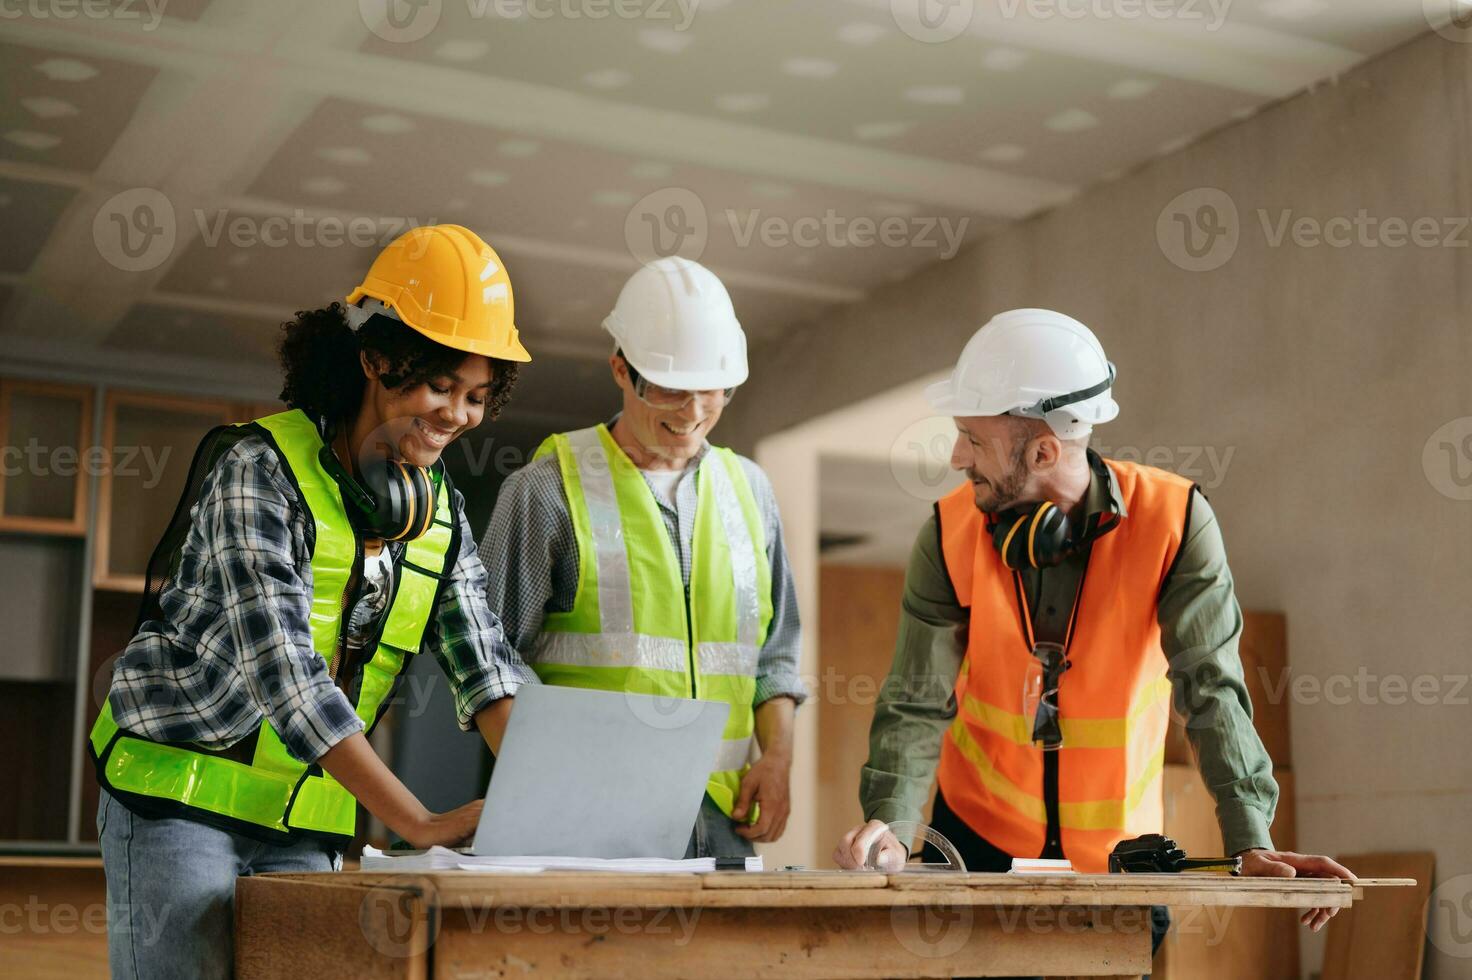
[277,302,519,423]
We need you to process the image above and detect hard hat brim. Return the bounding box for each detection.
[346,285,532,363]
[625,359,748,391]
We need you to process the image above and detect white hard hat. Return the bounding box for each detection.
[603,257,748,390]
[925,309,1119,440]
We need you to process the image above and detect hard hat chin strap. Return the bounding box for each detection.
[1024,362,1116,417]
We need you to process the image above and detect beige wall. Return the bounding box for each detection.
[729,30,1472,979]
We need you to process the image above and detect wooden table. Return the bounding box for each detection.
[235,869,1388,979]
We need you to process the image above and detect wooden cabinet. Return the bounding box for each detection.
[0,380,93,536]
[0,376,285,847]
[93,391,237,592]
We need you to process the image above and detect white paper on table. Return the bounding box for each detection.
[359,845,763,874]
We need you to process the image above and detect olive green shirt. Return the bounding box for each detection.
[859,459,1279,857]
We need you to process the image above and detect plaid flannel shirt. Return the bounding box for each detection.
[106,427,534,763]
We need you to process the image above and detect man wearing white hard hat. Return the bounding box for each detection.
[479,257,804,856]
[833,310,1352,953]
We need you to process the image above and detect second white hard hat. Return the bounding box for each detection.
[603,257,749,391]
[925,308,1119,440]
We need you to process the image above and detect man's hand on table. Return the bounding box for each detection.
[1237,848,1354,931]
[832,819,907,871]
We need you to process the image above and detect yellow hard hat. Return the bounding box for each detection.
[346,224,531,362]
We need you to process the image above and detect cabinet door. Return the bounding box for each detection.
[94,392,235,592]
[0,380,93,536]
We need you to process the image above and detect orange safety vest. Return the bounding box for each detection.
[935,459,1192,873]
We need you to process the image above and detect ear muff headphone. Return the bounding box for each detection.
[317,433,438,542]
[990,501,1074,570]
[989,500,1123,571]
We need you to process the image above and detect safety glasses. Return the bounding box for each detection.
[623,358,736,411]
[1029,641,1070,750]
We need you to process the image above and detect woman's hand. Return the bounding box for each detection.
[317,732,483,847]
[404,799,485,848]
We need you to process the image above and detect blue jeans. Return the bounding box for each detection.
[97,789,340,980]
[684,793,756,859]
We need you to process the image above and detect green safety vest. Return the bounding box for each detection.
[531,424,773,817]
[89,410,456,846]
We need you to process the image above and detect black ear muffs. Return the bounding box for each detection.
[990,501,1074,570]
[318,439,438,542]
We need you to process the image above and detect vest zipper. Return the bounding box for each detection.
[329,533,365,683]
[684,582,697,699]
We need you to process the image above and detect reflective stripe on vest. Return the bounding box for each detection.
[89,409,455,844]
[531,424,772,816]
[934,459,1191,872]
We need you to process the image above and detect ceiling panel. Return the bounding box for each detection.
[0,0,1440,386]
[0,40,159,173]
[0,177,75,275]
[104,302,281,364]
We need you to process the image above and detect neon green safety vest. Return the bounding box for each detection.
[89,410,456,846]
[532,424,773,817]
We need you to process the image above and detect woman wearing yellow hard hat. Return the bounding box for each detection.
[90,225,534,979]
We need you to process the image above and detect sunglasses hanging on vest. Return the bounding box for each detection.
[317,426,439,542]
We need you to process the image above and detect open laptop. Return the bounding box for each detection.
[469,684,731,859]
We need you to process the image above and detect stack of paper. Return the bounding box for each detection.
[360,845,763,874]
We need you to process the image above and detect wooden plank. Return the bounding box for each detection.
[0,861,108,980]
[235,876,429,980]
[1158,764,1302,980]
[0,856,104,869]
[1321,852,1435,980]
[699,871,890,889]
[1165,611,1290,767]
[432,903,1152,979]
[257,870,1353,913]
[817,564,911,857]
[1238,611,1291,767]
